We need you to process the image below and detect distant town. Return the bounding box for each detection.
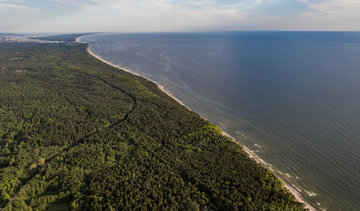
[0,34,65,43]
[0,35,25,43]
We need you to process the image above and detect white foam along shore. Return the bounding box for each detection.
[78,36,315,211]
[77,37,194,112]
[220,131,316,211]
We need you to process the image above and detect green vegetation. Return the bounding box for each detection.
[33,33,91,42]
[0,42,305,210]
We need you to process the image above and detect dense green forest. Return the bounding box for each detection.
[33,34,91,42]
[0,40,305,210]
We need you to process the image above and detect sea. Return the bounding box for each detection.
[79,32,360,211]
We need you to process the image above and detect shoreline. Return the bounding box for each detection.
[220,131,316,211]
[84,44,195,113]
[79,37,315,211]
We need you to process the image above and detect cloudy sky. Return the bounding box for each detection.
[1,0,359,32]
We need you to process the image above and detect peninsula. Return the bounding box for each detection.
[0,34,306,210]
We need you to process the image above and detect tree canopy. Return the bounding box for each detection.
[0,42,305,210]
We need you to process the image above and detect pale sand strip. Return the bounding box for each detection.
[80,39,315,211]
[221,131,316,211]
[85,45,194,112]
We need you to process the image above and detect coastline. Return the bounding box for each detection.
[83,43,194,113]
[80,37,315,211]
[220,131,316,211]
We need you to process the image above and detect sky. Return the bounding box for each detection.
[0,0,359,33]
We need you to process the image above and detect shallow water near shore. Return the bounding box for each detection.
[80,32,360,210]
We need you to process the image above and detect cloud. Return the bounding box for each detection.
[4,0,359,32]
[49,0,263,12]
[289,0,360,30]
[0,2,40,14]
[20,0,265,32]
[103,0,263,30]
[298,0,360,13]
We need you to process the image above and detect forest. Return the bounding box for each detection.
[0,38,306,210]
[33,34,90,42]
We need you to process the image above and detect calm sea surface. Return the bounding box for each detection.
[80,32,360,210]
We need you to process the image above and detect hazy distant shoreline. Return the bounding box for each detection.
[78,35,315,211]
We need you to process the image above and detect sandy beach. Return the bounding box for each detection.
[82,42,194,112]
[220,131,316,211]
[79,37,315,211]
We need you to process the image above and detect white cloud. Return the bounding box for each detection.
[20,0,264,32]
[0,2,39,14]
[299,0,360,13]
[297,0,309,3]
[284,0,360,30]
[49,0,263,13]
[5,0,359,32]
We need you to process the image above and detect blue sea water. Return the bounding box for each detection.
[80,32,360,211]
